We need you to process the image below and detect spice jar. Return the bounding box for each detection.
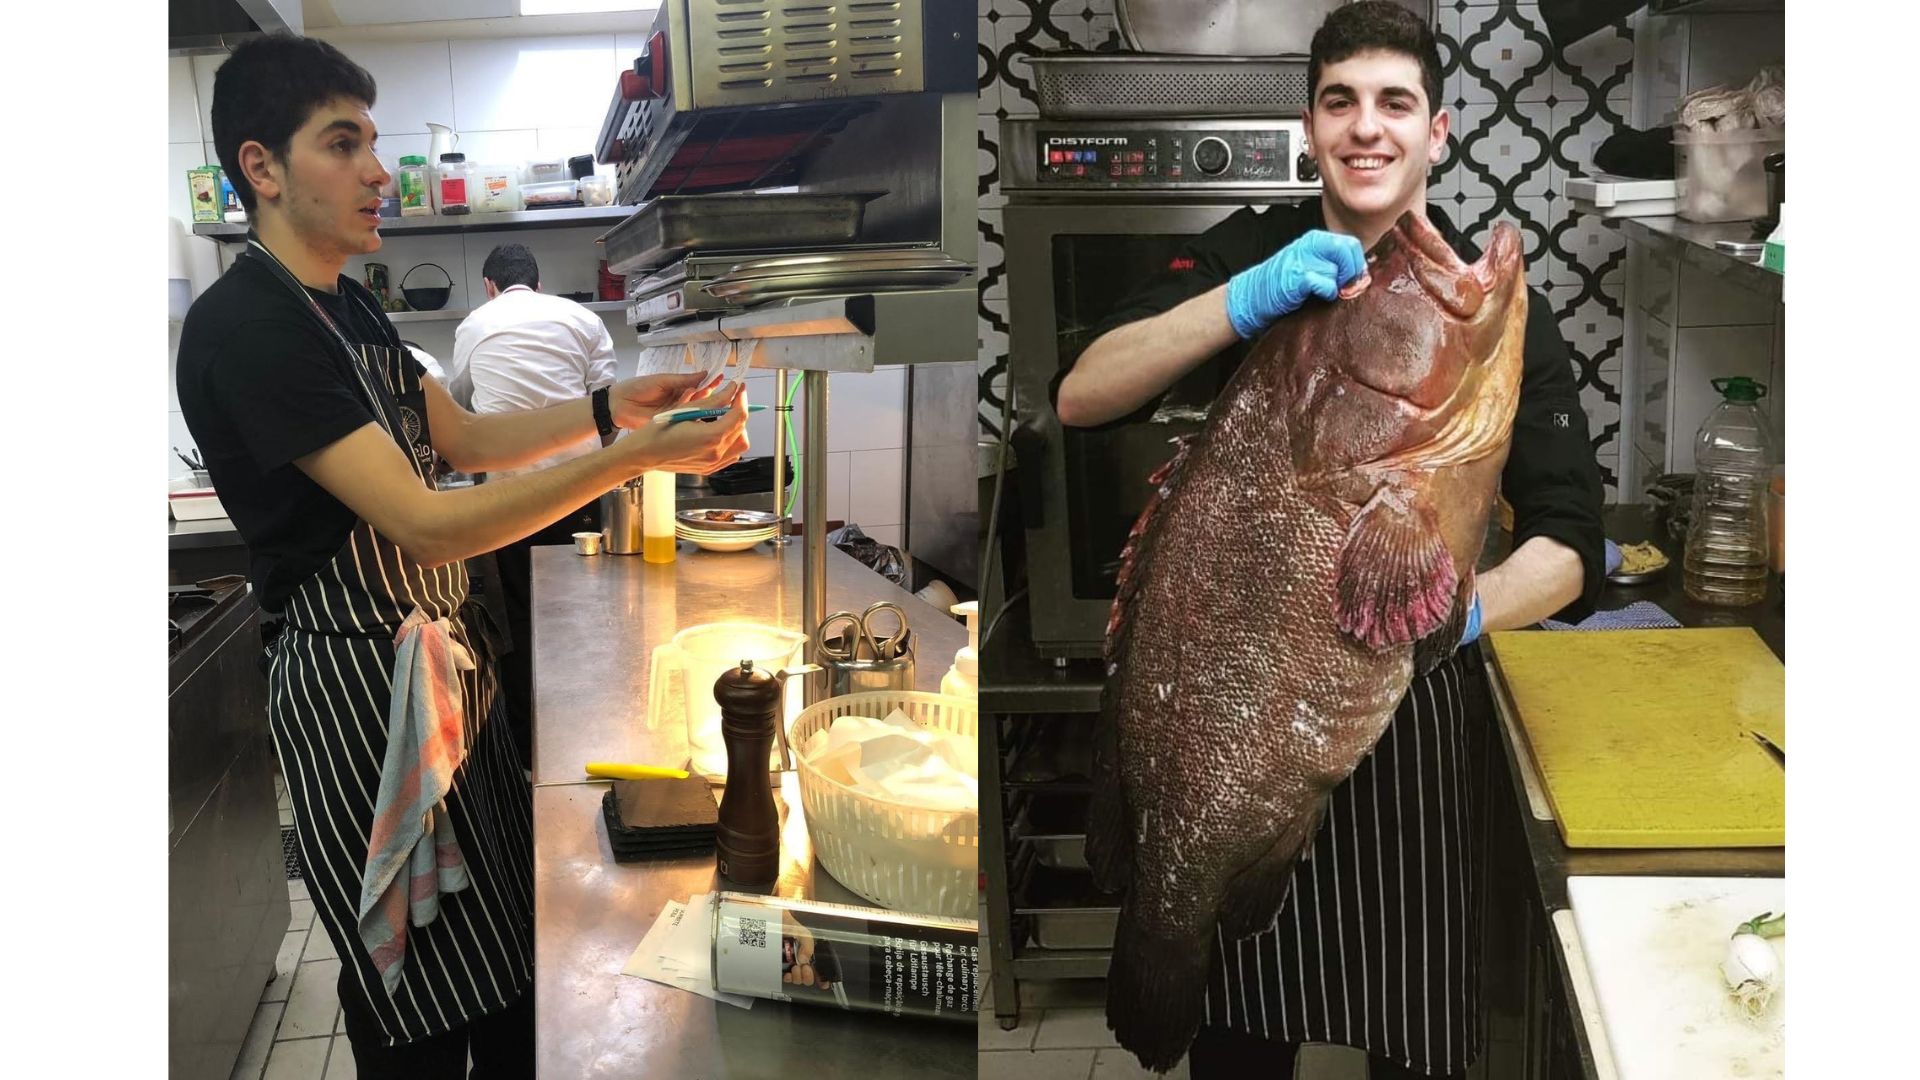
[434,152,470,215]
[398,155,432,217]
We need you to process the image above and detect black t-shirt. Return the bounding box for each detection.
[175,253,412,613]
[1051,197,1608,622]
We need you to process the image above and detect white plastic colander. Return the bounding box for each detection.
[790,691,977,918]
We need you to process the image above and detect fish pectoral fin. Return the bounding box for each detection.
[1412,572,1476,676]
[1218,796,1328,939]
[1335,486,1459,651]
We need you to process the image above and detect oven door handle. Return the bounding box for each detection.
[1008,420,1049,528]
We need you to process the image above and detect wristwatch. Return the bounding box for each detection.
[591,385,616,438]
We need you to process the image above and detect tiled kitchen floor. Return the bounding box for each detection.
[228,876,357,1080]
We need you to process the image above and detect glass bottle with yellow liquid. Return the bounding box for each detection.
[642,470,677,563]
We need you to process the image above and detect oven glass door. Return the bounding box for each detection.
[1005,202,1251,657]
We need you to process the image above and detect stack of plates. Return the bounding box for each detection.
[676,508,779,552]
[702,248,972,303]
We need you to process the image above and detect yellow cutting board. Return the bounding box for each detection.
[1485,628,1784,849]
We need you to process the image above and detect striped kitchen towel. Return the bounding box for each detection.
[1541,601,1683,632]
[358,608,474,993]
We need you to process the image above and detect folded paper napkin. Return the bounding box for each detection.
[801,710,977,814]
[359,608,475,993]
[1541,601,1682,632]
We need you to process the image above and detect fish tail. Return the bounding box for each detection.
[1106,906,1212,1074]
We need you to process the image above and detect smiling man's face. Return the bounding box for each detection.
[1302,49,1449,225]
[262,96,390,260]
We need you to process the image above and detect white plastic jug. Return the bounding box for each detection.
[647,622,808,776]
[426,123,459,164]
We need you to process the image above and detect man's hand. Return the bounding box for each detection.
[1224,230,1370,340]
[617,382,749,475]
[608,372,720,429]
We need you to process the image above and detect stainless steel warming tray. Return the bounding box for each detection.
[601,191,886,276]
[1025,54,1313,119]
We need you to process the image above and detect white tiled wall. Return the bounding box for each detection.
[166,31,909,540]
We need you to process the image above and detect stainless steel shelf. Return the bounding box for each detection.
[386,300,625,324]
[190,204,636,244]
[1607,215,1781,292]
[630,284,976,372]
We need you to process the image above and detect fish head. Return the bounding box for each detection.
[1270,211,1527,482]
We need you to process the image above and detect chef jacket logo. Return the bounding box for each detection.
[1553,412,1570,428]
[1169,256,1196,273]
[401,405,424,445]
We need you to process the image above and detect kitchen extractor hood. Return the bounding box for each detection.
[170,0,304,54]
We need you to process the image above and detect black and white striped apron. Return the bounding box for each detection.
[1202,649,1491,1076]
[247,240,535,1046]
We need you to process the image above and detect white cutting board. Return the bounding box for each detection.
[1565,876,1785,1080]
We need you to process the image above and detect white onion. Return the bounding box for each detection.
[1721,912,1785,1018]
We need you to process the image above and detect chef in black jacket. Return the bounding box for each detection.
[174,34,747,1079]
[1052,4,1605,1078]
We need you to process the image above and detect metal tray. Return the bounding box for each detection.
[601,191,884,275]
[1026,54,1312,119]
[703,268,971,303]
[1032,909,1118,950]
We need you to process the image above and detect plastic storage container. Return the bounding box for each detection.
[1683,376,1778,606]
[578,174,615,207]
[469,163,522,213]
[521,179,579,208]
[433,152,471,215]
[523,157,568,185]
[397,155,432,217]
[1674,126,1784,223]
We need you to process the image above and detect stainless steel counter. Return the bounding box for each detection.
[530,543,965,785]
[530,543,974,1079]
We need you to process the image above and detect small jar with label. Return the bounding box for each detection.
[398,155,432,217]
[434,152,471,215]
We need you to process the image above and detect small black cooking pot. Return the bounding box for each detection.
[401,262,453,311]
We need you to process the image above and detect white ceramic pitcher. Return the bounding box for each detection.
[427,122,459,163]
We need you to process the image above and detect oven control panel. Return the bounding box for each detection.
[1025,121,1318,191]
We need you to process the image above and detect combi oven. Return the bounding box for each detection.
[1000,116,1321,658]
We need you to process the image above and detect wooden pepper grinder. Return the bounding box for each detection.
[713,659,780,886]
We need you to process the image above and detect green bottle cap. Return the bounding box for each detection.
[399,155,427,166]
[1712,376,1767,402]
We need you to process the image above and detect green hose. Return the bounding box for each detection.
[782,372,803,518]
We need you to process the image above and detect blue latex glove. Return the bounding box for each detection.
[1604,539,1624,577]
[1224,230,1369,340]
[1459,591,1485,647]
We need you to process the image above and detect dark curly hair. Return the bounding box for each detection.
[482,244,541,291]
[211,33,378,213]
[1309,1,1445,117]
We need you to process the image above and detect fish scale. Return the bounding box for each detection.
[1086,212,1530,1074]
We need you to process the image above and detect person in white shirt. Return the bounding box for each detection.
[449,243,619,476]
[452,243,622,768]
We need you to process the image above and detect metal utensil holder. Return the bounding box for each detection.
[820,645,917,699]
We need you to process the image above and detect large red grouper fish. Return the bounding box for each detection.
[1086,211,1528,1072]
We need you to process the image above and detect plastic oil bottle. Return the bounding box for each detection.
[642,470,677,564]
[1683,377,1778,606]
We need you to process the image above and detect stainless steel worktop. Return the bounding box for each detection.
[529,543,974,1078]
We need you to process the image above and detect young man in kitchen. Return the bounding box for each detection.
[447,242,623,773]
[1052,3,1607,1077]
[174,33,748,1077]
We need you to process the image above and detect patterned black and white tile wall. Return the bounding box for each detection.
[977,0,1634,499]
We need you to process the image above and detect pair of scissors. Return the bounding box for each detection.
[815,602,910,663]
